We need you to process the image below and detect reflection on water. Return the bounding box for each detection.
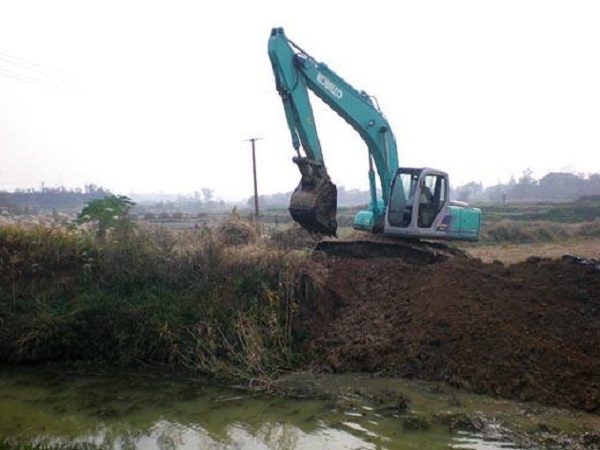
[0,366,524,449]
[451,433,525,450]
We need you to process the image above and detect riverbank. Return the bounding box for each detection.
[1,219,599,420]
[305,252,600,414]
[0,219,322,383]
[275,371,600,450]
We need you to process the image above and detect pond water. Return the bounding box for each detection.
[0,366,528,449]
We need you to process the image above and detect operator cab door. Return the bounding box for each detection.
[385,168,449,237]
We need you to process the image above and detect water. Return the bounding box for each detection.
[0,366,528,449]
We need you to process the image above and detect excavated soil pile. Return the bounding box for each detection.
[306,252,600,414]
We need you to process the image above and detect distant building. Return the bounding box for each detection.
[538,172,585,200]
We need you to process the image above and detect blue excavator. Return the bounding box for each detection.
[268,27,481,244]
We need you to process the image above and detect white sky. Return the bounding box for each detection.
[1,0,599,202]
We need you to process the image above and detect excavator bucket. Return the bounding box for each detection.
[289,175,338,236]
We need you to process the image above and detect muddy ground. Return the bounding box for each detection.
[300,243,600,415]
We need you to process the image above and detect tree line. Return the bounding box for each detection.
[0,184,109,213]
[454,170,600,203]
[3,170,600,215]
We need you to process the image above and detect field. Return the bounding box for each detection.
[467,238,600,263]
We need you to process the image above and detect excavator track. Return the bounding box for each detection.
[313,238,469,265]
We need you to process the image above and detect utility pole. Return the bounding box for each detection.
[245,137,263,218]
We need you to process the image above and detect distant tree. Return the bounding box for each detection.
[0,192,12,208]
[511,168,539,200]
[518,168,537,186]
[454,181,483,202]
[202,188,214,202]
[247,195,267,210]
[77,195,136,238]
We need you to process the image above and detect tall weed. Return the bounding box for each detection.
[0,215,325,385]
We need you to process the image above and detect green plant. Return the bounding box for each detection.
[76,195,136,238]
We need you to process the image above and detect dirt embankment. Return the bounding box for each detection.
[304,248,600,414]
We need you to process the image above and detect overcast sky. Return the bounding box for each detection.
[1,0,599,201]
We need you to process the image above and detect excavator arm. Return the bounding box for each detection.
[268,27,399,235]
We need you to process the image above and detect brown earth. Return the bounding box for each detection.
[303,243,600,414]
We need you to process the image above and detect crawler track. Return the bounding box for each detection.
[314,238,469,264]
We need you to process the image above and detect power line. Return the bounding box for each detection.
[0,51,70,92]
[0,52,66,82]
[0,66,52,88]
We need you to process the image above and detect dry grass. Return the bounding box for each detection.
[215,211,261,246]
[1,214,332,383]
[464,238,600,264]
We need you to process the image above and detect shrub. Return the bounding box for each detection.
[76,195,136,238]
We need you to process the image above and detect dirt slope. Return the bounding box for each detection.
[306,251,600,413]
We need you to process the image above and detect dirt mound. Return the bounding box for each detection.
[306,252,600,414]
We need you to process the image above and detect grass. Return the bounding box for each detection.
[477,196,600,223]
[464,209,600,263]
[0,214,327,386]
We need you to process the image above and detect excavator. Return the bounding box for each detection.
[268,27,481,249]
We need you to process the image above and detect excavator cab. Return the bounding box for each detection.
[383,168,480,241]
[386,168,448,230]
